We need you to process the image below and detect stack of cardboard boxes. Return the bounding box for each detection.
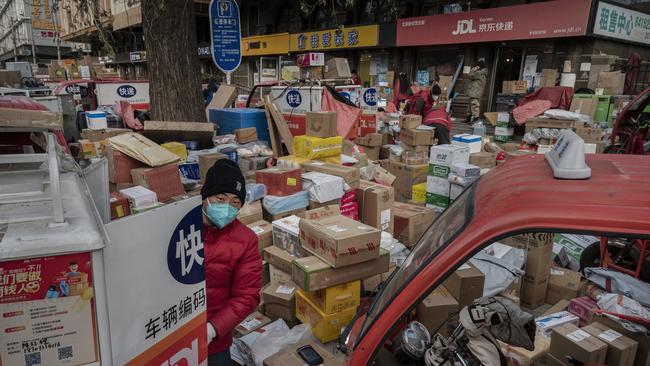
[426,144,470,211]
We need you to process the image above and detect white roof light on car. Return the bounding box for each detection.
[545,129,592,180]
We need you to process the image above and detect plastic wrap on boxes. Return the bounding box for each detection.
[246,183,266,203]
[302,172,346,203]
[237,141,273,158]
[262,190,309,215]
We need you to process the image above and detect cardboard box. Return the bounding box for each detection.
[546,267,582,304]
[575,127,603,144]
[570,98,599,121]
[324,57,351,79]
[234,311,272,338]
[299,215,381,268]
[392,202,436,247]
[591,315,650,366]
[442,263,485,309]
[263,282,297,324]
[263,246,296,276]
[426,175,450,210]
[536,311,580,338]
[109,192,131,220]
[302,172,345,204]
[272,215,302,257]
[363,146,381,160]
[235,127,258,144]
[207,84,238,109]
[0,70,22,86]
[277,155,311,169]
[417,286,459,337]
[130,164,184,202]
[269,264,293,285]
[293,249,390,291]
[355,180,394,233]
[293,135,342,160]
[198,152,228,183]
[301,161,360,189]
[304,280,360,314]
[119,186,158,209]
[355,133,383,147]
[525,117,576,133]
[569,296,598,326]
[263,206,306,223]
[383,160,428,201]
[238,200,263,225]
[550,324,607,364]
[598,71,625,95]
[256,168,302,196]
[107,145,145,184]
[263,340,343,366]
[247,220,273,254]
[399,114,422,129]
[401,128,435,146]
[429,145,470,178]
[540,69,559,87]
[306,111,338,138]
[374,166,396,186]
[583,322,638,366]
[81,128,131,142]
[452,134,483,154]
[297,205,341,221]
[143,121,215,149]
[411,182,427,204]
[499,333,551,366]
[295,289,356,343]
[503,80,528,94]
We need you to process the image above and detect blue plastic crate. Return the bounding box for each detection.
[208,108,270,145]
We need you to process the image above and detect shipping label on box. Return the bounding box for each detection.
[549,324,607,364]
[263,282,297,323]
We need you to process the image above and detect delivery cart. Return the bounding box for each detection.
[339,135,650,365]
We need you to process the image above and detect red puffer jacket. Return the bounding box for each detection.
[204,219,261,355]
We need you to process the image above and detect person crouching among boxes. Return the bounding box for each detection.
[406,84,452,145]
[201,159,262,365]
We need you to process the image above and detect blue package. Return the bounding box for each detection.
[179,163,200,181]
[208,108,271,145]
[245,183,266,203]
[220,147,238,163]
[262,190,309,215]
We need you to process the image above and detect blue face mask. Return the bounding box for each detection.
[204,202,239,228]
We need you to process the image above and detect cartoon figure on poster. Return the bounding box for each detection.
[41,259,92,299]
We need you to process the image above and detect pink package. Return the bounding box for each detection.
[569,296,598,326]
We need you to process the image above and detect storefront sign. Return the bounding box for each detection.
[243,33,289,56]
[289,25,378,52]
[104,197,208,366]
[0,253,98,365]
[593,1,650,45]
[95,81,150,110]
[210,0,242,72]
[397,0,591,46]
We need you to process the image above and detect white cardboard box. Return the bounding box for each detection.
[301,172,346,203]
[119,185,157,208]
[535,311,580,338]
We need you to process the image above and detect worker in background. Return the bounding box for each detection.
[406,84,452,145]
[351,69,362,86]
[466,60,488,124]
[202,159,261,366]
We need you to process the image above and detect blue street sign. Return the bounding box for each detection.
[209,0,242,73]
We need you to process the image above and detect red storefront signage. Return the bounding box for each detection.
[397,0,592,46]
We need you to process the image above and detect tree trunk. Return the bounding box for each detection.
[142,0,205,121]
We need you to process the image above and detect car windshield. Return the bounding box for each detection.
[356,185,474,342]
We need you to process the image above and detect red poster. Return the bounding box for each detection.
[397,0,592,46]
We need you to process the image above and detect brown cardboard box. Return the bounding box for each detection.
[207,84,238,109]
[502,233,553,308]
[392,202,436,247]
[263,246,296,276]
[234,311,272,337]
[263,340,343,366]
[399,142,430,153]
[235,127,258,144]
[546,353,567,366]
[238,200,263,225]
[301,161,360,189]
[297,205,341,221]
[247,220,273,254]
[355,133,383,147]
[570,98,599,121]
[269,264,293,285]
[399,114,422,129]
[383,160,428,202]
[374,166,396,186]
[306,111,338,138]
[299,215,381,267]
[292,249,390,291]
[355,180,394,234]
[591,315,650,366]
[256,168,303,196]
[0,70,22,86]
[143,121,216,149]
[263,206,306,222]
[309,199,339,210]
[130,164,184,202]
[442,263,485,309]
[545,300,572,316]
[364,146,381,160]
[417,286,459,337]
[503,80,528,94]
[598,71,625,95]
[110,192,131,220]
[199,152,228,183]
[583,322,638,366]
[469,152,496,169]
[540,69,559,87]
[262,282,297,324]
[550,324,607,365]
[575,126,603,144]
[107,145,145,184]
[401,128,434,146]
[324,57,351,79]
[546,267,582,304]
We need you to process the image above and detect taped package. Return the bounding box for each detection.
[302,172,346,204]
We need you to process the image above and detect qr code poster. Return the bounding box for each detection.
[0,252,98,366]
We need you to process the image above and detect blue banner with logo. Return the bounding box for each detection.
[209,0,242,73]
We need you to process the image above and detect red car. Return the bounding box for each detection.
[609,86,650,155]
[341,153,650,364]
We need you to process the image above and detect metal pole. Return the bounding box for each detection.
[226,72,232,85]
[52,0,61,62]
[30,25,37,65]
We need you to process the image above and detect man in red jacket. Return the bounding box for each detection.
[406,84,452,145]
[201,159,262,365]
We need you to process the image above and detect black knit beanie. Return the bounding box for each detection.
[201,159,246,203]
